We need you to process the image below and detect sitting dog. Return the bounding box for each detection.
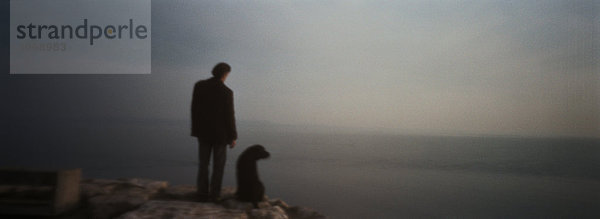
[235,144,270,208]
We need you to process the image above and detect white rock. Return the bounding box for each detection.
[269,199,290,210]
[78,180,326,219]
[220,186,237,199]
[81,178,168,219]
[221,198,255,211]
[249,206,288,219]
[117,200,248,219]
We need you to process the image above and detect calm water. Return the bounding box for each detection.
[3,119,600,218]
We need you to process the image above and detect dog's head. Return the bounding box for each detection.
[242,144,270,160]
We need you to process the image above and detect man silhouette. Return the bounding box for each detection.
[191,62,237,202]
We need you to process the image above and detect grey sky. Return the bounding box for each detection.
[3,0,599,137]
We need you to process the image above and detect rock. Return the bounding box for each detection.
[286,206,327,219]
[220,187,271,210]
[80,178,169,219]
[80,178,168,200]
[157,184,197,201]
[220,186,237,200]
[74,178,326,219]
[258,201,272,208]
[269,199,290,210]
[80,178,122,199]
[221,198,255,211]
[221,197,271,210]
[249,206,288,219]
[88,192,149,219]
[117,200,247,219]
[118,178,168,193]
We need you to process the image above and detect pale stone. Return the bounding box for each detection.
[221,198,271,210]
[75,179,326,219]
[81,178,168,219]
[258,201,272,208]
[221,198,255,211]
[117,200,248,219]
[269,199,290,210]
[249,206,288,219]
[220,186,237,200]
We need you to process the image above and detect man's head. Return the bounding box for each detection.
[212,62,231,81]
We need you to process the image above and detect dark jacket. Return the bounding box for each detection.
[191,77,237,145]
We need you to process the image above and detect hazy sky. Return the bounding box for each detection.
[2,0,599,137]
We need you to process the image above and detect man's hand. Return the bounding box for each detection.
[229,140,236,149]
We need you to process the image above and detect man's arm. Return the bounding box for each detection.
[191,83,200,137]
[226,89,237,147]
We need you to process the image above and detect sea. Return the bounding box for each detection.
[3,118,600,218]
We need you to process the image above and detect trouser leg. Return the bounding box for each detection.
[197,140,212,198]
[210,144,227,199]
